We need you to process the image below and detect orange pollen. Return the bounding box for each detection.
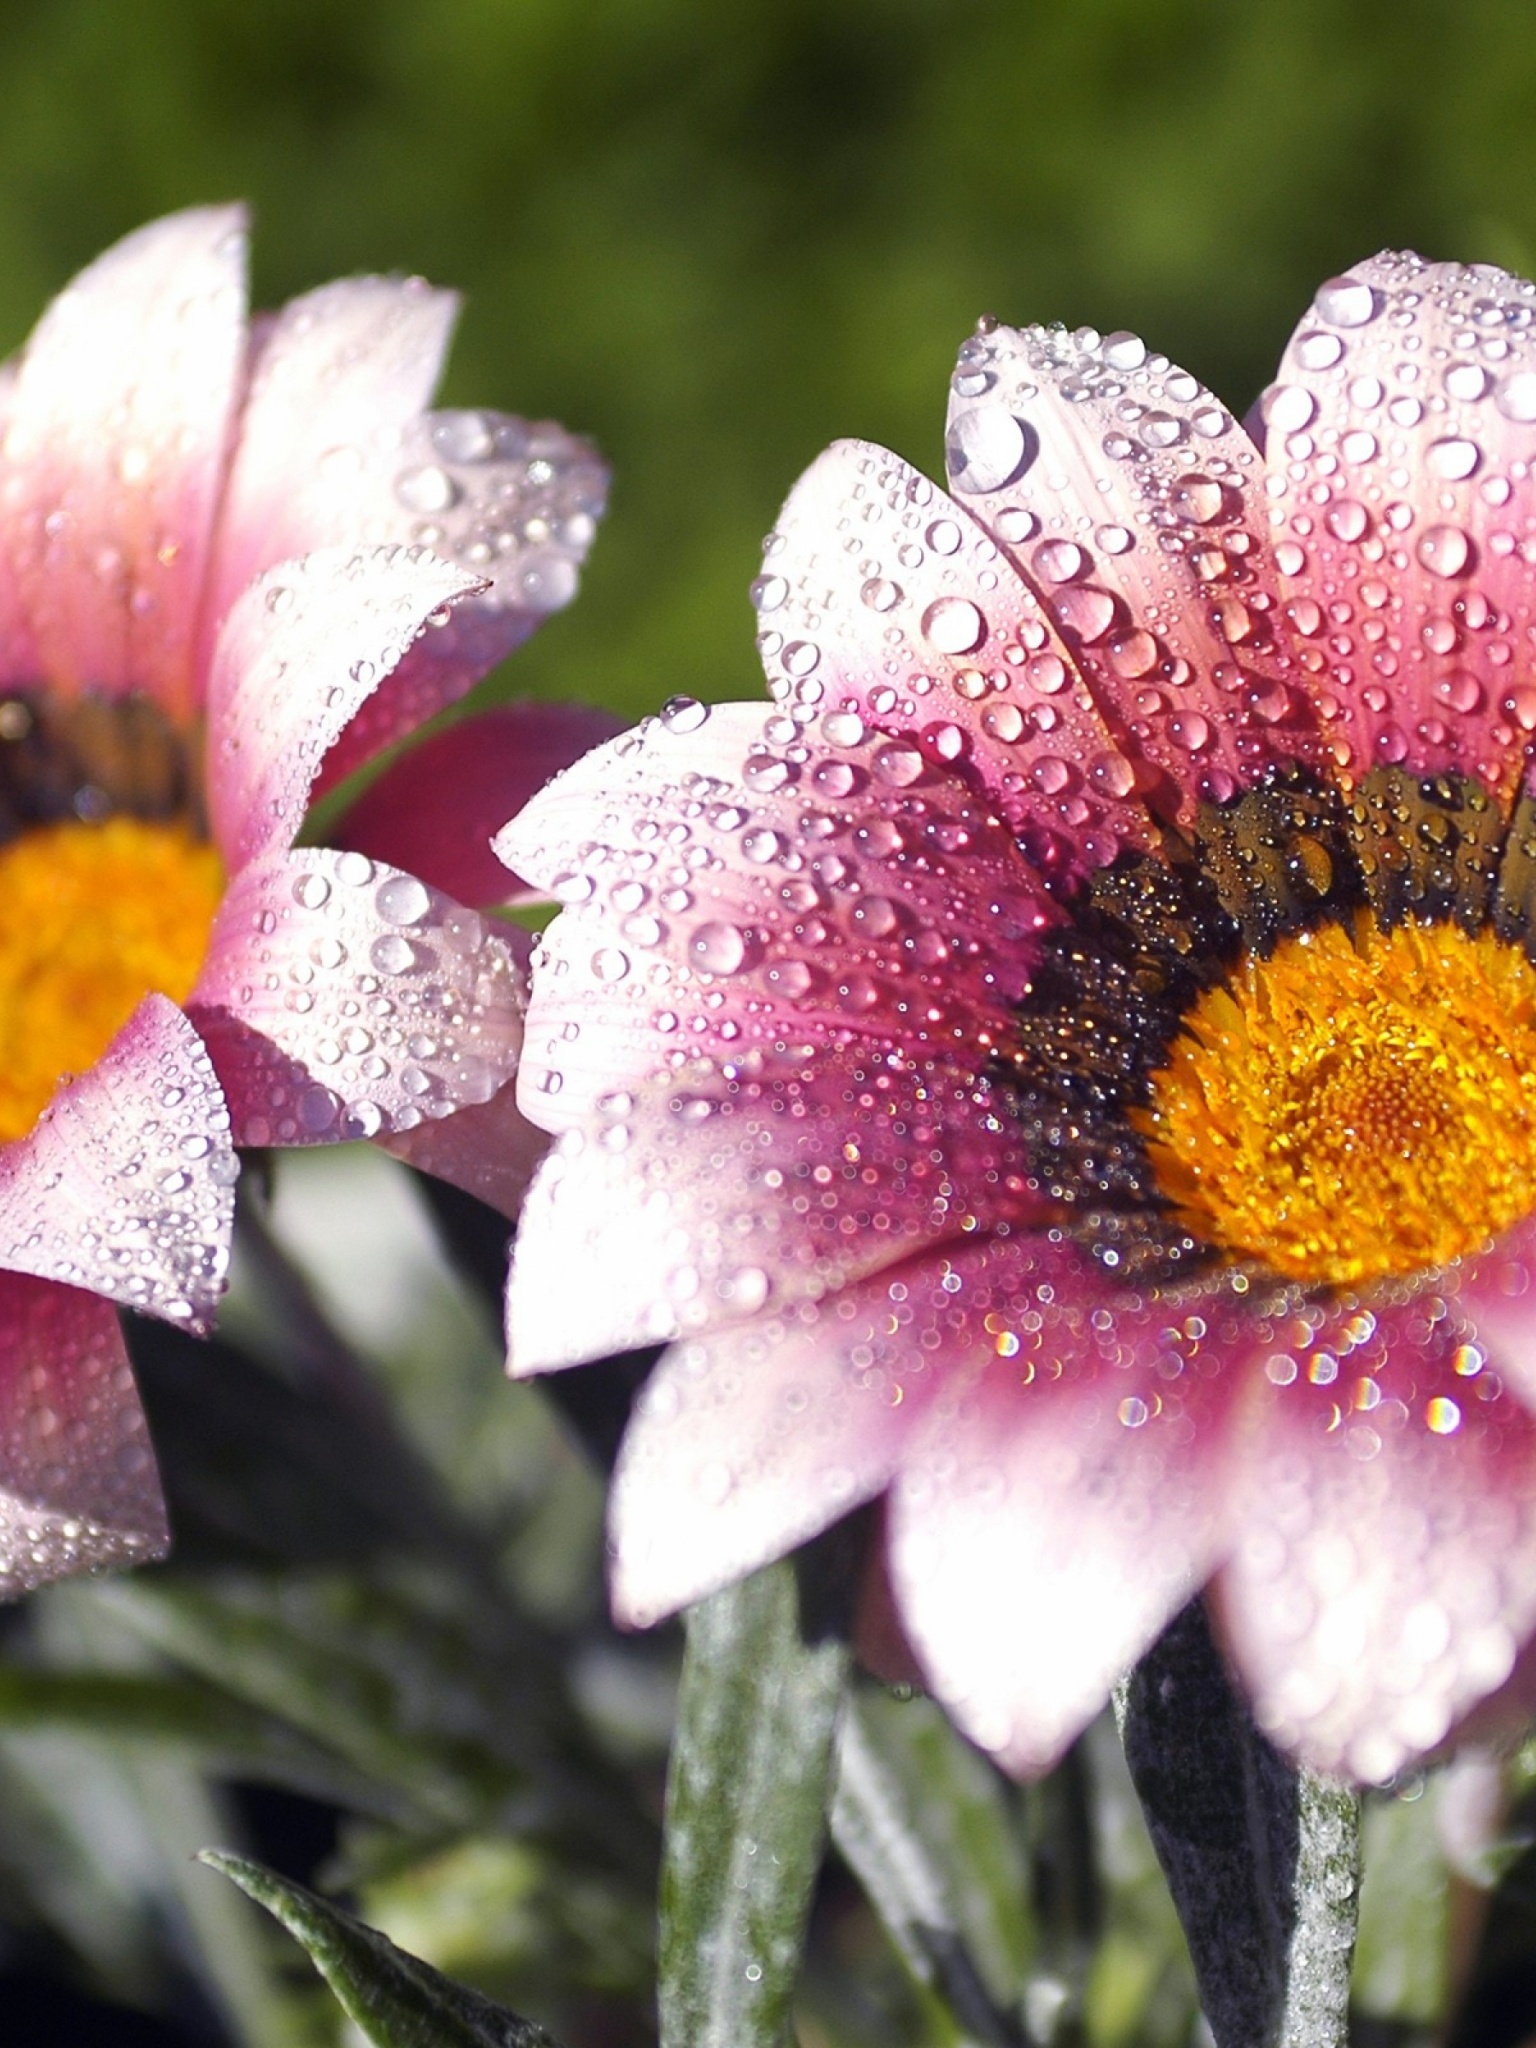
[1137,915,1536,1286]
[0,816,224,1145]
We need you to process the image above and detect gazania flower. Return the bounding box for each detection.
[0,208,606,1594]
[503,252,1536,1784]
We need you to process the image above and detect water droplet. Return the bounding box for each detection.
[376,874,430,925]
[1426,437,1480,480]
[1034,539,1085,584]
[1325,499,1369,543]
[1417,524,1472,578]
[922,596,986,654]
[861,577,902,612]
[947,408,1034,492]
[292,872,331,911]
[874,741,924,786]
[689,921,748,974]
[660,695,709,733]
[926,518,962,555]
[369,933,417,974]
[751,573,788,613]
[1053,585,1116,643]
[1295,330,1344,370]
[1170,474,1224,524]
[1496,371,1536,422]
[1314,275,1378,327]
[1102,330,1147,370]
[592,947,630,982]
[1262,384,1316,433]
[994,507,1038,544]
[395,464,459,514]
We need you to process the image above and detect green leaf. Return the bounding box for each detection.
[830,1690,1027,2044]
[660,1558,851,2048]
[1116,1599,1361,2048]
[1352,1786,1451,2028]
[201,1850,564,2047]
[97,1575,652,1873]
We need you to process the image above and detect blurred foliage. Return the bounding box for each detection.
[0,2,1534,2041]
[1,0,1536,729]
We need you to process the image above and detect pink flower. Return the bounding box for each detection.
[502,252,1536,1785]
[0,207,607,1593]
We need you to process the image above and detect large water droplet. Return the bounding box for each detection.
[1314,276,1378,327]
[1426,437,1480,480]
[922,596,986,654]
[1262,384,1317,434]
[947,408,1034,493]
[1496,371,1536,423]
[689,921,748,974]
[1417,524,1472,578]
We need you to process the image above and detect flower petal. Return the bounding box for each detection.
[757,440,1159,869]
[503,701,1048,1130]
[188,848,525,1147]
[1213,1293,1536,1782]
[1263,254,1536,793]
[942,324,1307,810]
[206,545,483,873]
[507,1046,1039,1375]
[332,700,624,907]
[0,206,249,721]
[0,993,235,1330]
[0,1273,166,1593]
[312,410,609,794]
[209,274,461,634]
[609,1254,951,1626]
[885,1236,1240,1775]
[380,1073,548,1219]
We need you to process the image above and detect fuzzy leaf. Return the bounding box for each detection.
[1116,1599,1360,2048]
[660,1558,851,2048]
[831,1691,1027,2044]
[202,1850,564,2045]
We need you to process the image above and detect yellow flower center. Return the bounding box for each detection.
[0,816,223,1144]
[1138,916,1536,1286]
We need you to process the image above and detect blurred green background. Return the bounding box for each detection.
[0,0,1532,728]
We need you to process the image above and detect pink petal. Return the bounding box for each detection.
[1261,255,1536,792]
[757,441,1160,869]
[502,701,1049,1131]
[380,1074,548,1219]
[1212,1291,1536,1783]
[884,1235,1241,1775]
[209,274,460,635]
[205,545,483,873]
[0,993,235,1330]
[0,1273,167,1593]
[210,271,605,789]
[312,412,609,795]
[608,1252,955,1626]
[506,1046,1042,1375]
[0,206,249,721]
[941,326,1309,809]
[333,700,624,907]
[188,848,525,1147]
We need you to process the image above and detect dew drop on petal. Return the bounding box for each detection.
[659,695,710,734]
[689,920,748,974]
[1314,275,1378,327]
[946,408,1034,492]
[1263,384,1316,433]
[1426,437,1481,481]
[1496,371,1536,423]
[922,596,986,654]
[1417,524,1472,579]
